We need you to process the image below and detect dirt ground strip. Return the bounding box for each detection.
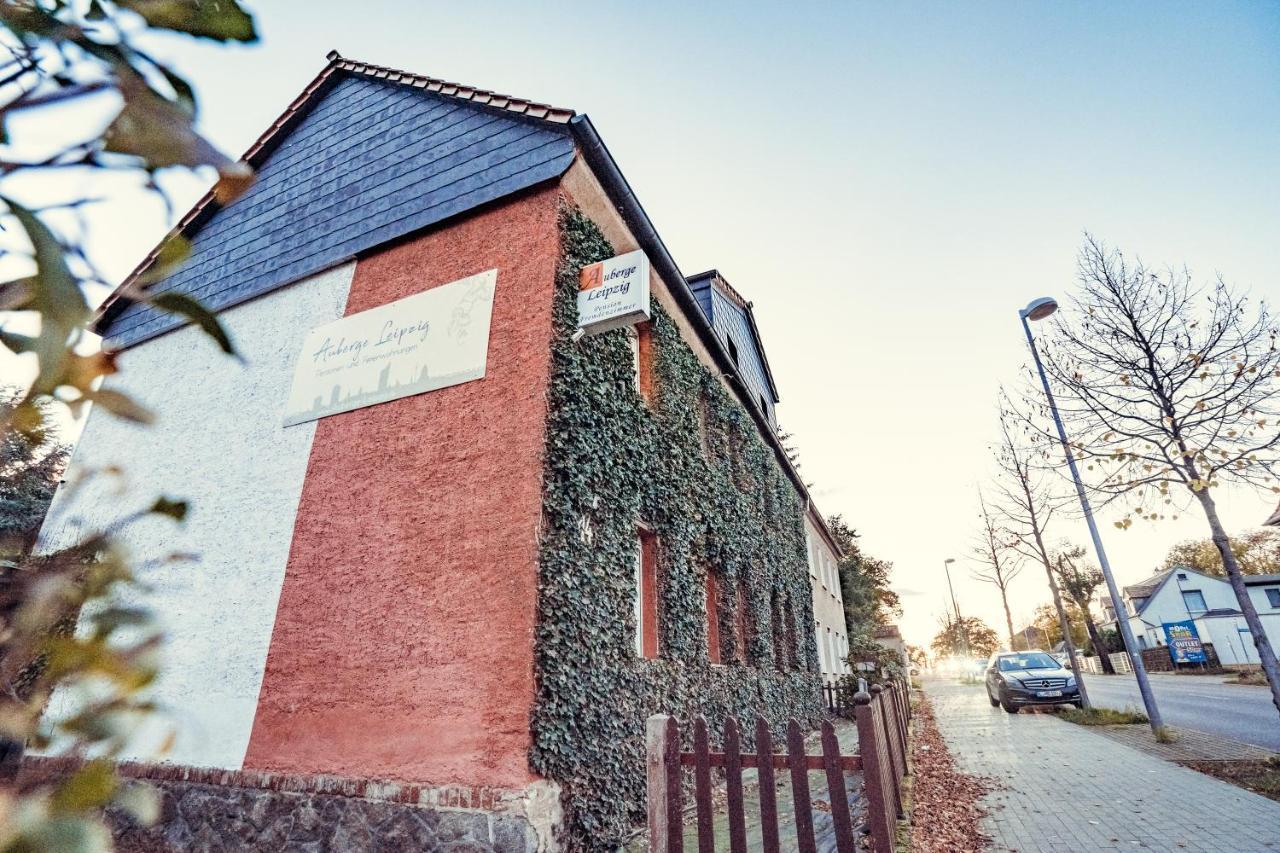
[907,690,995,853]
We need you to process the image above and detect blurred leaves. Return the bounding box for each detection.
[0,1,256,849]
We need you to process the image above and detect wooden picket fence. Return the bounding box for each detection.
[646,679,911,853]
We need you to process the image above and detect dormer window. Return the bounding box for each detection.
[725,334,739,366]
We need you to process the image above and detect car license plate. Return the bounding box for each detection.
[1038,690,1062,697]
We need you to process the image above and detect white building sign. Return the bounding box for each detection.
[577,249,650,335]
[283,269,496,426]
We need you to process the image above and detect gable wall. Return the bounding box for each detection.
[242,184,563,787]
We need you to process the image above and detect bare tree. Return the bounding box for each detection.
[1034,235,1280,715]
[971,488,1023,650]
[992,400,1104,686]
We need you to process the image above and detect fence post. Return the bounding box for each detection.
[646,715,670,853]
[855,688,893,853]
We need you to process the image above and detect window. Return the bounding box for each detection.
[807,535,819,579]
[695,394,711,456]
[816,621,828,673]
[627,324,655,403]
[770,590,785,672]
[758,394,768,418]
[1176,572,1188,581]
[626,327,640,393]
[784,597,798,670]
[726,334,739,366]
[1182,590,1208,613]
[735,578,752,664]
[1266,588,1280,609]
[823,626,833,675]
[635,527,660,658]
[705,570,722,665]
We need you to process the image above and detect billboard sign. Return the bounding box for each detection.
[577,250,650,335]
[283,269,496,426]
[1162,619,1207,665]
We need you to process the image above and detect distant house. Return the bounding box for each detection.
[1098,566,1280,668]
[804,507,850,683]
[873,624,908,666]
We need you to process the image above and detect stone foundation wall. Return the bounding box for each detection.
[19,758,555,852]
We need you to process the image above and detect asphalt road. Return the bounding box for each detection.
[1081,672,1280,751]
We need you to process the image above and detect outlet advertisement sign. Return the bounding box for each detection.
[1162,619,1207,665]
[577,249,650,335]
[283,269,496,426]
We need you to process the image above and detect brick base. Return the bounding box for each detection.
[19,758,550,852]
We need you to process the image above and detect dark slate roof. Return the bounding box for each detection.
[1123,568,1174,601]
[96,52,576,346]
[1244,574,1280,586]
[1201,607,1243,618]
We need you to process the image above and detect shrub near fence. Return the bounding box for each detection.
[646,678,911,853]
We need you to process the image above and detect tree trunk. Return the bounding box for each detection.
[1195,489,1280,718]
[1000,590,1016,652]
[1082,612,1114,674]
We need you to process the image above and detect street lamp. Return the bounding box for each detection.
[943,558,969,657]
[1019,296,1163,732]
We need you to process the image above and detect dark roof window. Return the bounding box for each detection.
[726,334,739,366]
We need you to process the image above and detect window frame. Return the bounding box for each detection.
[1181,589,1208,614]
[1265,588,1280,609]
[705,569,723,665]
[635,525,660,659]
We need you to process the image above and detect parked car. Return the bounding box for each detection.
[984,650,1082,714]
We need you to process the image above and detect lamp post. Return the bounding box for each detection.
[1019,296,1163,732]
[943,558,969,657]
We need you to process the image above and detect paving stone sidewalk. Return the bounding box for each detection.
[923,678,1280,853]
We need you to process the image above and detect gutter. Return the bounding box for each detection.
[569,114,820,524]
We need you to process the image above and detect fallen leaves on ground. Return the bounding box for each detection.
[909,692,996,853]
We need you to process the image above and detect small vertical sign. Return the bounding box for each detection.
[577,250,650,335]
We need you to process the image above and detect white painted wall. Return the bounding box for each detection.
[1121,568,1280,666]
[38,263,355,769]
[806,515,847,682]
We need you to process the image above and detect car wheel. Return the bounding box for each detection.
[988,689,1000,707]
[1000,692,1018,714]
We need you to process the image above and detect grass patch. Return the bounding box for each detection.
[1153,726,1177,744]
[1182,756,1280,803]
[1059,706,1148,726]
[1229,670,1268,686]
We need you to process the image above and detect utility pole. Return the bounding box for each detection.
[943,557,970,658]
[1019,297,1163,733]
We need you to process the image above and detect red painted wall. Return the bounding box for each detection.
[244,185,563,787]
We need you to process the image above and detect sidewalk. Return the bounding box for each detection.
[923,678,1280,852]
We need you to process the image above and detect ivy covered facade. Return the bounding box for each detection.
[532,207,823,848]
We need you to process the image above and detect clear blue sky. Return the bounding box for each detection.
[15,2,1280,647]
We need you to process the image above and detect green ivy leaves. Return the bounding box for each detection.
[531,207,821,850]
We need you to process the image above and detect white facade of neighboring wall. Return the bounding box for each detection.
[38,263,355,769]
[806,514,848,683]
[1107,568,1280,667]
